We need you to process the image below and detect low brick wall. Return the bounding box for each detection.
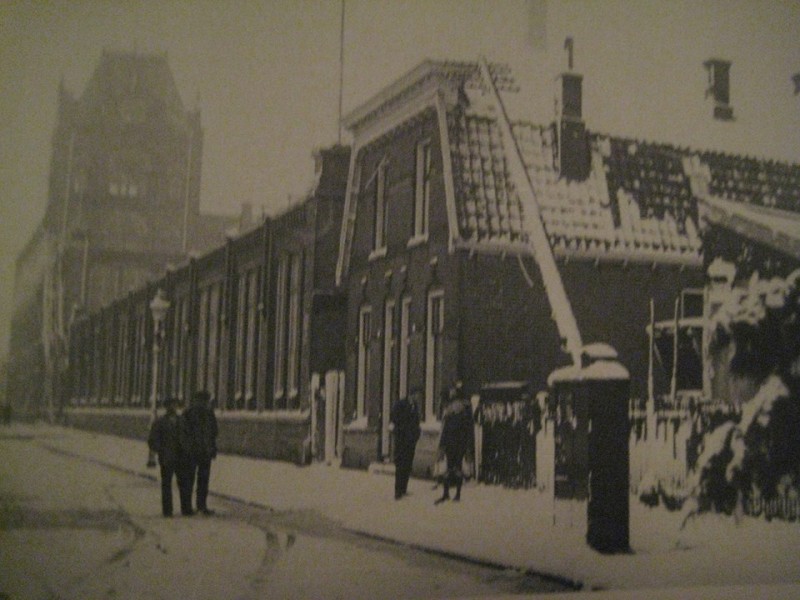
[342,426,441,478]
[62,408,312,465]
[216,415,310,464]
[341,427,377,470]
[63,408,152,441]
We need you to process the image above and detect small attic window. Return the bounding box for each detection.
[703,59,734,121]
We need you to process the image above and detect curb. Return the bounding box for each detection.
[39,436,583,590]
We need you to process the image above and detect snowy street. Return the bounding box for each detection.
[0,426,569,600]
[2,422,800,598]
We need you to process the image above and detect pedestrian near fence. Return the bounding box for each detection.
[435,392,474,504]
[147,397,194,517]
[183,390,219,515]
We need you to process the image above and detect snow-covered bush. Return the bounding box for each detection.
[682,268,800,521]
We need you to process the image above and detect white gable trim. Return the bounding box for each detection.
[342,60,438,131]
[434,92,460,254]
[350,78,442,150]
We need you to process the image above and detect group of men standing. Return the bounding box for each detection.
[147,390,219,517]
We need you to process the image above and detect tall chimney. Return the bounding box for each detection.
[555,38,590,181]
[703,58,734,121]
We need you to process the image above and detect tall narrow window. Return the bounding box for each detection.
[130,314,140,404]
[196,287,210,390]
[170,299,183,401]
[135,311,148,406]
[206,283,221,402]
[414,140,432,239]
[273,254,289,402]
[373,161,388,251]
[357,305,372,419]
[381,299,396,457]
[114,314,125,403]
[118,313,130,404]
[245,269,259,408]
[398,296,412,401]
[178,297,189,403]
[425,290,444,421]
[234,273,248,408]
[286,253,303,405]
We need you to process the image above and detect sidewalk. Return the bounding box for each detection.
[16,422,800,596]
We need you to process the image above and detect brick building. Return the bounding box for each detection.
[65,144,350,463]
[334,59,799,475]
[8,50,237,420]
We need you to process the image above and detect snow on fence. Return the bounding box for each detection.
[628,397,739,495]
[629,408,693,496]
[746,492,800,521]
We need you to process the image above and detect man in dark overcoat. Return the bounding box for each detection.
[183,390,219,515]
[147,397,193,517]
[390,387,422,500]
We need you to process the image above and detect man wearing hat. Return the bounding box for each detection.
[147,397,194,517]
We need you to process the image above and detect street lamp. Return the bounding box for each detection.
[146,288,171,468]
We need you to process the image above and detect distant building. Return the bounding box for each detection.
[8,50,237,420]
[65,144,351,464]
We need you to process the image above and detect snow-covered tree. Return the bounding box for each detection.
[682,268,800,520]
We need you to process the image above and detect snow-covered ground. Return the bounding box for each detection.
[23,422,800,596]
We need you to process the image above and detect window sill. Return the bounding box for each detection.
[368,247,387,261]
[407,234,428,249]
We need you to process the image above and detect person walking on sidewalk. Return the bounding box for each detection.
[183,390,219,515]
[390,387,422,499]
[147,397,194,517]
[435,392,474,505]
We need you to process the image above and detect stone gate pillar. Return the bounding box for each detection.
[548,343,631,554]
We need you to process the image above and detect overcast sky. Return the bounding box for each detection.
[1,0,799,356]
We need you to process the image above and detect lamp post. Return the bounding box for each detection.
[146,288,171,468]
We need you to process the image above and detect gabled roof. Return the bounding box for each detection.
[338,57,800,269]
[78,50,187,124]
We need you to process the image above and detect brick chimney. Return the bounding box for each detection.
[555,37,590,181]
[704,58,734,121]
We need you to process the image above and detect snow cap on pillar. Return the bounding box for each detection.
[547,343,629,385]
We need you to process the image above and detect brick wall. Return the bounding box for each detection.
[63,408,311,465]
[458,251,566,395]
[560,259,704,399]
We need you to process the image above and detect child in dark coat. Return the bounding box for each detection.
[435,396,474,504]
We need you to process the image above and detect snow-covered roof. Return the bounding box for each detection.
[436,61,799,264]
[700,195,800,261]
